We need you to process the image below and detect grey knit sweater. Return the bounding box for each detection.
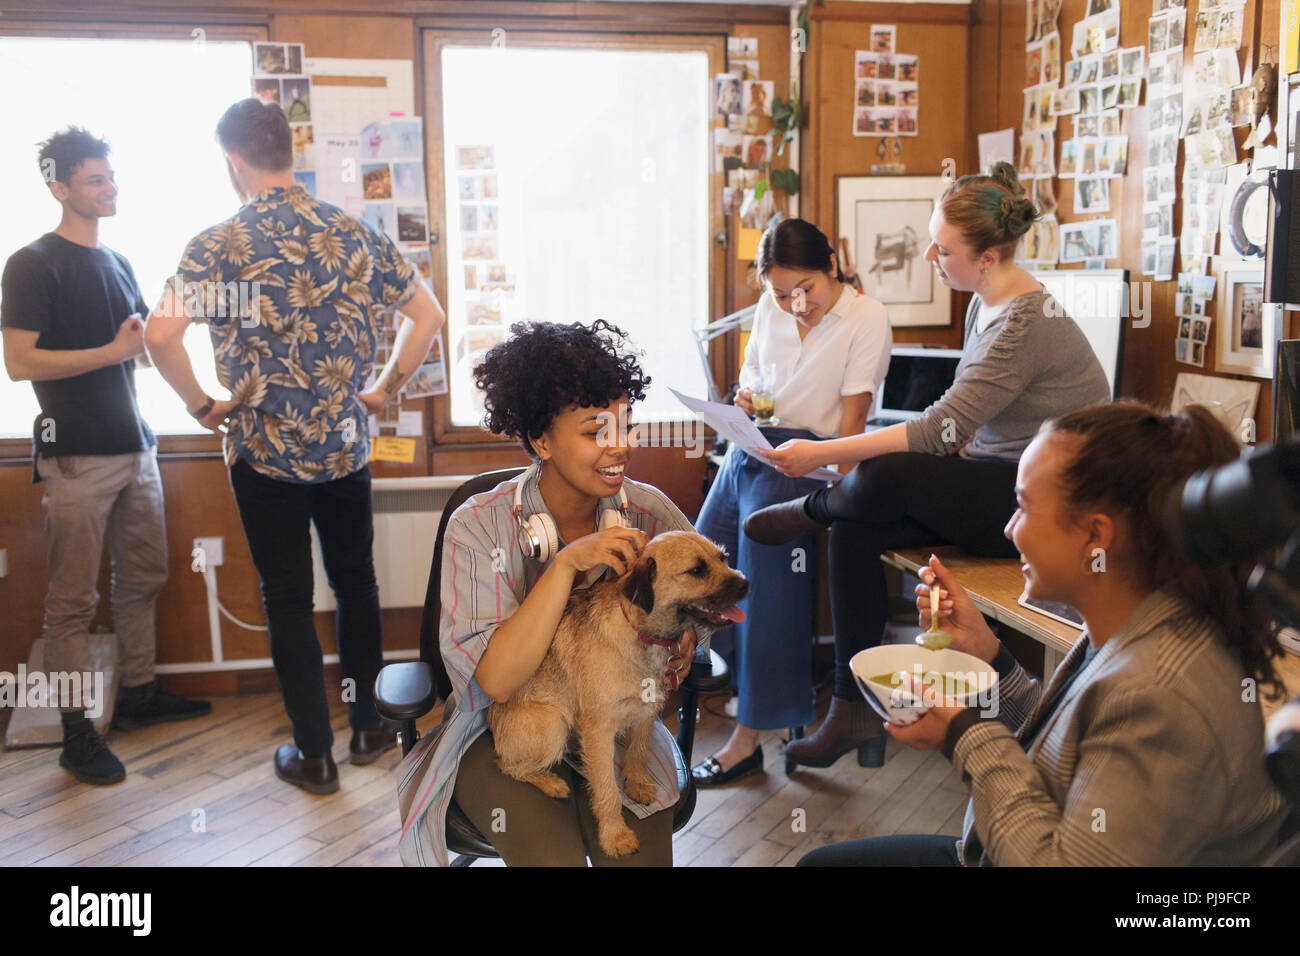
[905,290,1112,461]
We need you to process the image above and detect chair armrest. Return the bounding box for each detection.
[374,661,438,723]
[684,648,730,695]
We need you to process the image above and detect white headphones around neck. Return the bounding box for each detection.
[512,466,630,563]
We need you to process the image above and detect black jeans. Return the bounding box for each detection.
[797,833,962,866]
[804,452,1020,700]
[230,458,384,754]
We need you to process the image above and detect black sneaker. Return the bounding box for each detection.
[59,720,126,786]
[112,680,212,731]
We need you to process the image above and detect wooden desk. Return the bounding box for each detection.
[881,546,1300,723]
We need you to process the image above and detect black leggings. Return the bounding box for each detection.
[804,452,1019,701]
[798,833,961,866]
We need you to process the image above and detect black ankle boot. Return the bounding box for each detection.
[784,697,886,769]
[59,714,126,785]
[113,680,212,731]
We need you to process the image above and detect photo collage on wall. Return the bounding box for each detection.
[251,42,313,176]
[716,36,774,217]
[453,143,507,400]
[1173,271,1216,367]
[852,25,920,138]
[1017,0,1063,268]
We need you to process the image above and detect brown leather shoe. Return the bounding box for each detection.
[785,697,886,769]
[274,743,339,794]
[348,728,398,765]
[743,495,827,546]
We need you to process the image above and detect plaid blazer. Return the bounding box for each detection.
[952,589,1289,866]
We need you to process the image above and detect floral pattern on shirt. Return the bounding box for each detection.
[176,185,417,483]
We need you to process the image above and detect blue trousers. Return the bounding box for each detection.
[694,429,825,731]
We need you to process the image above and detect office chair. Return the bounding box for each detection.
[374,466,730,865]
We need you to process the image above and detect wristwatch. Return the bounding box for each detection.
[189,396,215,421]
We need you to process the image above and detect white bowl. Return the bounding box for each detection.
[850,645,999,727]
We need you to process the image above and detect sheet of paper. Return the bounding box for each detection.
[670,388,843,482]
[978,128,1016,171]
[370,436,417,463]
[396,410,423,437]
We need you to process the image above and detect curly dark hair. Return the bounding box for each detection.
[37,126,110,185]
[473,320,651,458]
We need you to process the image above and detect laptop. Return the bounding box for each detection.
[865,345,964,429]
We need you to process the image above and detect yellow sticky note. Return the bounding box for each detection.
[370,436,417,463]
[737,227,762,262]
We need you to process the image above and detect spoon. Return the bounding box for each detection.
[916,580,953,650]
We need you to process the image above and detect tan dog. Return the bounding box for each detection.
[488,530,748,858]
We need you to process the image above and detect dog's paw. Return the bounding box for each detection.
[623,774,657,805]
[527,772,571,799]
[599,824,640,858]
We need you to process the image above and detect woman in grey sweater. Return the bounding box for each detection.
[745,162,1111,770]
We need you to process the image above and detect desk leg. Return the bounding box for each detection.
[1043,645,1063,680]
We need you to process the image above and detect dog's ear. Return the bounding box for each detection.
[622,556,657,615]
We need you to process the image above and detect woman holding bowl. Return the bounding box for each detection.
[800,402,1289,865]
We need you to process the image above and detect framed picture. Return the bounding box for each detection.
[835,174,951,326]
[1215,269,1275,378]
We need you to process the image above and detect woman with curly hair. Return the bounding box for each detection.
[744,162,1113,771]
[396,320,697,867]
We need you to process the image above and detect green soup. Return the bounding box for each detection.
[868,671,974,697]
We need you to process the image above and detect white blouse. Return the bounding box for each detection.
[741,284,893,438]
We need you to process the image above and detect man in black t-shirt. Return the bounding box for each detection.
[0,127,209,786]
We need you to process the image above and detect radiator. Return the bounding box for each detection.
[309,475,466,611]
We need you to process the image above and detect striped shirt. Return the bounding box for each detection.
[951,589,1287,866]
[396,465,697,867]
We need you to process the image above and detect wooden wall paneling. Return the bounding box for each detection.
[807,5,972,346]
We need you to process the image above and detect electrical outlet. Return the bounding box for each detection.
[193,536,224,570]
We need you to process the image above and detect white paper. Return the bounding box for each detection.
[670,388,844,482]
[978,128,1016,171]
[396,410,423,437]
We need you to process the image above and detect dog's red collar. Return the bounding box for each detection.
[620,598,677,647]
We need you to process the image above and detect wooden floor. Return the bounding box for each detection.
[0,685,964,867]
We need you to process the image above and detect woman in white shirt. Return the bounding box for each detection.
[690,219,892,786]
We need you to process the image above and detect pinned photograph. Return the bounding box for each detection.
[254,42,288,75]
[1121,46,1145,78]
[404,360,447,399]
[456,145,494,171]
[871,24,896,54]
[363,202,396,243]
[1075,114,1100,138]
[1193,10,1218,51]
[1081,139,1099,177]
[1229,85,1252,127]
[1100,81,1120,111]
[482,175,498,199]
[281,77,311,123]
[290,123,313,171]
[730,60,759,82]
[293,171,316,194]
[1217,5,1244,49]
[252,77,280,104]
[1097,219,1118,258]
[392,161,426,201]
[459,206,478,233]
[1167,9,1187,49]
[743,80,774,133]
[1101,50,1120,81]
[1059,139,1078,177]
[1025,41,1045,90]
[1043,32,1061,84]
[481,206,498,231]
[1080,54,1100,84]
[458,175,478,201]
[1061,221,1100,261]
[878,54,898,80]
[856,51,879,79]
[896,55,919,82]
[1079,84,1100,115]
[1156,239,1177,281]
[1037,87,1055,128]
[464,265,478,290]
[1100,108,1121,137]
[1052,86,1081,116]
[463,236,498,260]
[1117,79,1142,108]
[1148,15,1169,55]
[743,134,770,168]
[1100,136,1128,176]
[1066,58,1084,87]
[285,43,304,75]
[715,73,742,117]
[1076,175,1110,213]
[362,162,393,200]
[1205,89,1231,129]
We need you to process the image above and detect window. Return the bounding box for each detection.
[435,38,717,429]
[0,35,254,440]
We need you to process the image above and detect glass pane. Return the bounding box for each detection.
[0,36,252,439]
[440,44,711,427]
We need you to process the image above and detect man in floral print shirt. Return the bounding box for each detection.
[145,99,445,794]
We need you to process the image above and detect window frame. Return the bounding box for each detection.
[419,27,728,447]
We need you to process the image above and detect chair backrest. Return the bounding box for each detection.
[419,467,528,700]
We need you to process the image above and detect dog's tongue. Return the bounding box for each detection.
[719,605,746,623]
